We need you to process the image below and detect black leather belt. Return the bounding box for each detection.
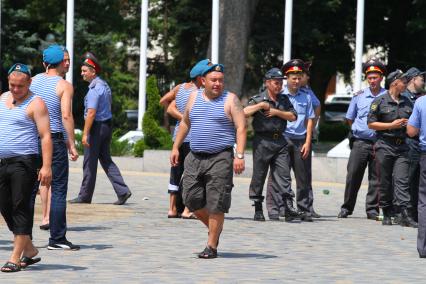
[0,154,39,165]
[355,138,375,144]
[192,147,233,158]
[256,132,282,140]
[381,136,405,146]
[51,132,64,139]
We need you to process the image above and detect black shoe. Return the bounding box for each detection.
[114,191,132,205]
[400,208,418,228]
[311,210,321,218]
[198,246,217,259]
[68,197,90,204]
[337,209,350,218]
[269,215,280,221]
[47,240,80,251]
[300,212,313,222]
[419,254,426,258]
[39,224,49,230]
[254,211,265,221]
[284,197,300,218]
[366,213,378,220]
[382,216,392,226]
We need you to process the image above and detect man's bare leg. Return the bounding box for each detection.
[168,194,178,216]
[40,185,51,225]
[9,235,29,265]
[207,213,224,249]
[194,208,209,227]
[21,238,39,259]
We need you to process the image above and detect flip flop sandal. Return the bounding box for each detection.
[1,262,21,273]
[182,213,197,219]
[20,256,41,269]
[167,214,181,218]
[198,246,217,259]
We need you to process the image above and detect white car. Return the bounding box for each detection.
[324,93,352,123]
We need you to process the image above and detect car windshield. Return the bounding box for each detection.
[324,103,349,112]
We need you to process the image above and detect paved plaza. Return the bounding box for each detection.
[1,158,426,283]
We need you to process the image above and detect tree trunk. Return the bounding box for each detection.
[209,0,259,97]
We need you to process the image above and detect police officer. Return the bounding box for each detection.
[407,91,426,258]
[245,68,297,221]
[280,59,316,222]
[69,52,132,205]
[368,69,417,227]
[338,59,387,220]
[402,67,425,222]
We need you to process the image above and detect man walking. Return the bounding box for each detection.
[338,59,387,220]
[170,64,246,258]
[245,68,297,221]
[30,45,80,250]
[69,52,132,205]
[0,64,52,272]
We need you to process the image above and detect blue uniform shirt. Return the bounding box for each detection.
[346,87,386,141]
[301,86,320,108]
[84,76,113,121]
[282,86,315,139]
[408,96,426,152]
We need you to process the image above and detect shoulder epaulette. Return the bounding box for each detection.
[353,90,363,96]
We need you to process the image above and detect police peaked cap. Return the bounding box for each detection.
[82,51,101,73]
[282,59,306,75]
[363,59,386,75]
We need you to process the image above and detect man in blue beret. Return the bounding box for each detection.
[170,63,246,258]
[338,59,387,220]
[160,59,211,219]
[30,44,80,250]
[69,52,132,206]
[402,67,426,222]
[245,68,297,221]
[0,64,52,272]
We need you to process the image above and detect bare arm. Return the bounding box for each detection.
[82,108,96,147]
[243,102,269,117]
[166,100,183,121]
[59,80,78,161]
[170,91,197,166]
[160,85,180,107]
[30,98,52,188]
[313,105,321,126]
[346,119,353,127]
[407,125,419,137]
[301,118,314,159]
[228,93,246,174]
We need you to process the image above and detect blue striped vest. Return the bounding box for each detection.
[189,89,235,153]
[0,92,39,158]
[30,73,64,133]
[173,83,196,142]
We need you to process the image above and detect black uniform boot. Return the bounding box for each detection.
[382,208,392,226]
[253,202,265,221]
[284,198,300,221]
[399,208,418,228]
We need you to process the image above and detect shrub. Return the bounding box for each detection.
[142,76,173,149]
[133,139,147,157]
[318,122,350,142]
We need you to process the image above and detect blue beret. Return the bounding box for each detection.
[8,63,31,77]
[189,59,211,79]
[202,64,224,76]
[264,68,284,80]
[43,45,64,65]
[405,67,425,82]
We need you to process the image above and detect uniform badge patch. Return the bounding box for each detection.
[371,103,378,111]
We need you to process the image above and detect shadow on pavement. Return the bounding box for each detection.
[0,240,12,245]
[225,217,256,221]
[78,244,114,250]
[30,264,87,271]
[219,252,277,259]
[67,226,111,232]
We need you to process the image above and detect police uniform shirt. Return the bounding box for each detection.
[282,86,315,139]
[249,90,296,134]
[301,86,320,108]
[84,76,113,121]
[346,87,386,141]
[408,96,426,152]
[367,92,413,139]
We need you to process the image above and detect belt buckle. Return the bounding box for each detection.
[273,133,279,139]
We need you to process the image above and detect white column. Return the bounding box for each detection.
[211,0,219,63]
[283,0,293,63]
[137,0,149,131]
[65,0,74,84]
[354,0,365,92]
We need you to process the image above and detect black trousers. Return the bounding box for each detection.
[407,138,420,220]
[374,139,410,210]
[341,139,379,215]
[417,153,426,256]
[0,155,38,235]
[248,135,292,217]
[78,120,130,202]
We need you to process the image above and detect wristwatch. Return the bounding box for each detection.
[236,153,244,159]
